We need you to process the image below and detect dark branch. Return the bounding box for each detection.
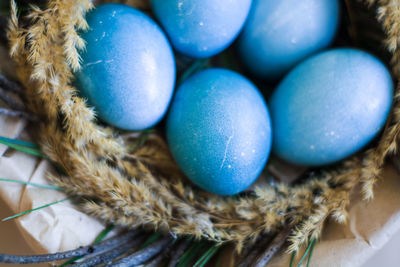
[144,238,175,267]
[0,72,24,95]
[0,86,25,111]
[68,234,146,267]
[0,16,7,44]
[109,236,174,267]
[0,106,38,121]
[0,230,139,264]
[167,238,192,267]
[237,235,273,267]
[251,225,293,267]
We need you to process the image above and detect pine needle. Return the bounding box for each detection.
[296,239,316,267]
[7,0,398,255]
[94,225,115,244]
[0,136,39,149]
[177,241,207,267]
[289,252,296,267]
[0,178,61,190]
[59,224,115,267]
[128,128,154,152]
[193,243,219,267]
[177,59,210,86]
[2,197,71,222]
[0,138,44,158]
[140,232,161,249]
[306,239,316,267]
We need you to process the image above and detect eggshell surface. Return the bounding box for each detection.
[151,0,252,58]
[167,68,272,195]
[237,0,340,80]
[75,4,176,130]
[270,48,393,166]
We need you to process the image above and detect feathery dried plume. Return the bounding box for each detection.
[6,0,400,258]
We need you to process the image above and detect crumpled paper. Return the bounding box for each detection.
[0,115,106,255]
[0,113,399,266]
[268,164,400,267]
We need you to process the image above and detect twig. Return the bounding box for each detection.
[0,87,25,111]
[237,235,273,267]
[0,230,139,264]
[144,238,175,267]
[167,238,192,267]
[251,225,293,267]
[109,236,174,267]
[0,16,7,44]
[69,234,146,267]
[0,106,38,121]
[0,72,24,95]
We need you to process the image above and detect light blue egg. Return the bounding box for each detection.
[166,68,272,195]
[237,0,340,80]
[151,0,252,58]
[270,48,393,166]
[75,4,175,130]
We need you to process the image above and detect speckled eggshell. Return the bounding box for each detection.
[270,48,393,166]
[166,68,272,195]
[237,0,340,80]
[151,0,252,58]
[75,4,175,130]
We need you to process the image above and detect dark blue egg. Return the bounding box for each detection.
[75,4,175,130]
[237,0,340,80]
[270,48,393,166]
[151,0,252,58]
[166,68,272,195]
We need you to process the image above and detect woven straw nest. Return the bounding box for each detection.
[7,0,400,253]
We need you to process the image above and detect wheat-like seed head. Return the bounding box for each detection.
[7,0,400,253]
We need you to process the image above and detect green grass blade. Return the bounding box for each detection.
[2,197,70,222]
[296,239,316,267]
[306,239,316,267]
[0,178,62,190]
[0,138,45,158]
[177,241,207,267]
[289,251,296,267]
[193,244,219,267]
[59,224,115,267]
[128,128,154,152]
[0,136,39,149]
[94,225,115,244]
[177,59,210,86]
[140,232,161,249]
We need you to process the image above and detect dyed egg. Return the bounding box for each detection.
[270,48,393,166]
[75,4,175,130]
[167,68,272,195]
[237,0,340,80]
[151,0,252,58]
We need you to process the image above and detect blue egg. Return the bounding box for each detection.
[270,48,393,166]
[237,0,340,80]
[75,4,175,130]
[151,0,252,58]
[167,68,272,195]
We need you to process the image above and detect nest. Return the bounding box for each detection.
[6,0,400,258]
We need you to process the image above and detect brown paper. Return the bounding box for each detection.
[0,115,107,255]
[267,164,400,267]
[0,114,400,266]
